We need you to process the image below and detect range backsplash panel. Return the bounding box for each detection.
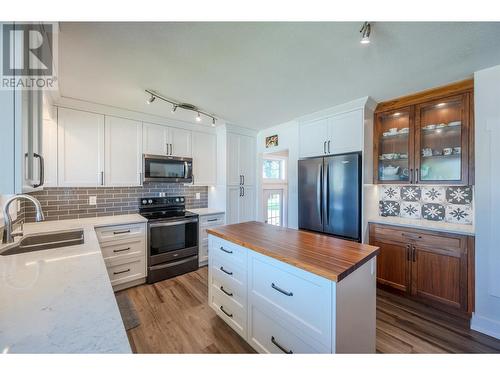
[24,184,208,222]
[379,185,473,225]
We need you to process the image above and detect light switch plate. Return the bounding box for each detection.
[89,196,97,205]
[195,193,200,200]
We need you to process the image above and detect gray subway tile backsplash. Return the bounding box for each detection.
[24,183,208,222]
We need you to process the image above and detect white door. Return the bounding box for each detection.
[226,186,241,224]
[143,122,167,155]
[226,132,241,186]
[169,127,192,157]
[192,131,216,186]
[299,117,329,158]
[263,189,284,226]
[328,109,363,154]
[105,116,143,186]
[58,108,105,186]
[239,134,256,186]
[240,185,256,223]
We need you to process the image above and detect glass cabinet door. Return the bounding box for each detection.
[375,107,414,183]
[415,94,469,184]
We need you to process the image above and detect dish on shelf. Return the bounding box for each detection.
[448,121,461,127]
[399,127,409,134]
[423,124,437,130]
[436,123,447,129]
[381,165,400,176]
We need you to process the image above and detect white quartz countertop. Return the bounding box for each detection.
[188,208,225,216]
[367,216,475,235]
[0,214,147,353]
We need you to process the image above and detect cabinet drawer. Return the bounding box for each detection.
[211,267,246,309]
[100,237,145,264]
[211,256,247,286]
[201,214,225,227]
[248,251,332,347]
[209,235,247,268]
[248,304,326,354]
[210,286,246,339]
[95,223,145,243]
[106,256,146,286]
[370,224,466,253]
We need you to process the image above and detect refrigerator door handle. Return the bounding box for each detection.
[325,163,330,226]
[317,163,323,225]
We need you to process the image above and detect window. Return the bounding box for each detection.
[264,189,283,226]
[263,158,285,180]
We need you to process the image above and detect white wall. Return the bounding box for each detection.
[471,64,500,339]
[256,120,300,229]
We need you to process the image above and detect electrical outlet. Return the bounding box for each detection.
[89,196,97,205]
[195,193,200,200]
[159,192,166,197]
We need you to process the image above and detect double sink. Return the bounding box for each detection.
[0,229,85,256]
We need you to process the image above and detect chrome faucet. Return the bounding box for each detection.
[2,194,45,243]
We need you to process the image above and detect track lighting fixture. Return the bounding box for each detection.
[145,89,217,126]
[360,22,371,45]
[146,94,156,104]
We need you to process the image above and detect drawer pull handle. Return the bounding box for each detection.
[220,305,233,318]
[113,247,131,253]
[220,266,233,275]
[271,283,293,296]
[220,246,233,254]
[401,233,422,240]
[113,229,131,235]
[207,218,218,222]
[271,336,293,354]
[113,268,131,275]
[220,285,233,297]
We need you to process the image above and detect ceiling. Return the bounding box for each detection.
[59,22,500,130]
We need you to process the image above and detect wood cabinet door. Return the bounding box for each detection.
[104,116,142,186]
[299,117,329,158]
[373,240,410,293]
[414,93,470,185]
[411,244,468,311]
[57,108,105,186]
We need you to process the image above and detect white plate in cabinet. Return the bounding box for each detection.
[248,304,326,354]
[210,286,247,339]
[209,236,247,269]
[248,250,332,349]
[95,223,145,243]
[100,236,145,265]
[107,256,146,287]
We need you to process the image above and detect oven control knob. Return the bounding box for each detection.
[175,198,180,202]
[148,199,153,204]
[180,197,184,202]
[142,199,147,205]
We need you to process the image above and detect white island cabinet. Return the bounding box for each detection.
[207,222,379,354]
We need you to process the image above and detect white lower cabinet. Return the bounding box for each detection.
[95,222,147,291]
[208,234,376,353]
[198,213,225,266]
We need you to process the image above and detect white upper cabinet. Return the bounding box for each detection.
[226,132,256,186]
[192,131,216,186]
[298,109,363,158]
[58,108,105,187]
[143,122,191,158]
[105,116,142,186]
[239,135,256,186]
[42,114,58,187]
[299,117,329,158]
[169,127,192,158]
[143,122,167,155]
[328,109,363,155]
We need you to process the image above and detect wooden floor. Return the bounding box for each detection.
[118,267,500,354]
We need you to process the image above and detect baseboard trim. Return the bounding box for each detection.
[471,313,500,339]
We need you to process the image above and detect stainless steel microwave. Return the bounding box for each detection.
[143,154,193,183]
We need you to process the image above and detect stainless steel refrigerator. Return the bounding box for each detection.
[298,152,362,242]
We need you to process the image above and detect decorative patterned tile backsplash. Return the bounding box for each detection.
[379,185,473,225]
[24,184,208,222]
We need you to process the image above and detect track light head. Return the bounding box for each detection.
[146,94,156,104]
[212,118,216,127]
[196,112,202,122]
[172,105,177,113]
[360,22,371,45]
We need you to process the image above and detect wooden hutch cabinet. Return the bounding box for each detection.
[374,79,474,185]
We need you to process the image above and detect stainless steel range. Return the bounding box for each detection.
[139,196,198,283]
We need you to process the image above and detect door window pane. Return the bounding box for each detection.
[263,159,283,180]
[265,191,282,226]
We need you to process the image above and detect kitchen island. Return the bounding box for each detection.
[206,221,380,354]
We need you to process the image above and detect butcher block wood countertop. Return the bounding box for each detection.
[206,221,379,282]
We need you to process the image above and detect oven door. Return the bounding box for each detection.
[148,217,198,266]
[143,154,193,183]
